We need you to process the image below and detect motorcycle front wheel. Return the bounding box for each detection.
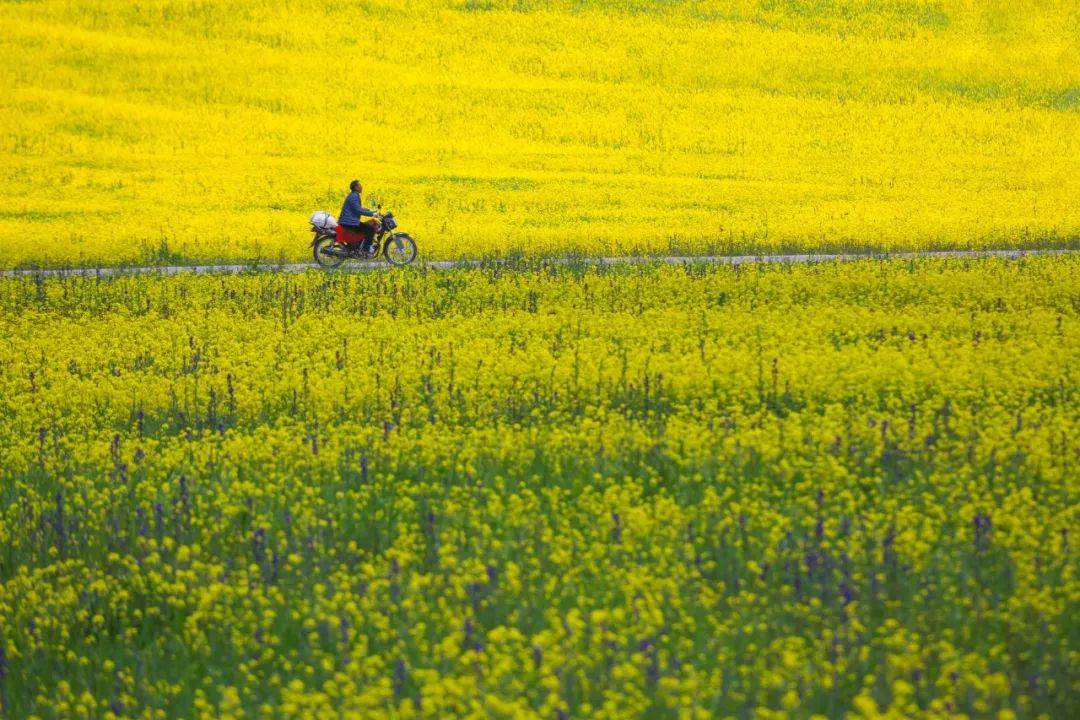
[384,233,417,266]
[313,235,346,269]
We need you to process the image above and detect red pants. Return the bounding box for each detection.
[336,224,374,246]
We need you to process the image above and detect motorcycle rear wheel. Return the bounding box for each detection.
[384,233,417,266]
[313,236,346,269]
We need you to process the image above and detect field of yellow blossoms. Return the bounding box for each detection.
[1,0,1078,717]
[0,256,1076,717]
[1,0,1078,267]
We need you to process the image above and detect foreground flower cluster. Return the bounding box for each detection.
[1,0,1078,267]
[0,257,1075,718]
[2,257,1080,716]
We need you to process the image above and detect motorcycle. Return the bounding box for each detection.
[308,205,417,268]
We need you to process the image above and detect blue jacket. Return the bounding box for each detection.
[338,191,375,226]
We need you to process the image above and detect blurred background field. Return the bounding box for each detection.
[1,0,1078,267]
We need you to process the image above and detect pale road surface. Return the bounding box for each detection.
[1,248,1075,278]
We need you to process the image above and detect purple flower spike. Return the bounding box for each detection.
[393,658,407,697]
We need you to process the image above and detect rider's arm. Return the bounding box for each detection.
[354,193,376,217]
[346,192,375,218]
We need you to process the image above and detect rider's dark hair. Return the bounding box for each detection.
[349,179,361,192]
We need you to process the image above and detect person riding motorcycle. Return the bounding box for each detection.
[338,180,381,253]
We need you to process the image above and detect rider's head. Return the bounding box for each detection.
[349,179,361,193]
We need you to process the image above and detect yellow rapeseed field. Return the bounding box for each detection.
[1,1,1078,718]
[1,0,1078,267]
[0,257,1077,717]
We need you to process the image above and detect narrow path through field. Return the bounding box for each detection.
[2,248,1075,278]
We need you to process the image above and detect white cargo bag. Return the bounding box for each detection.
[309,211,337,231]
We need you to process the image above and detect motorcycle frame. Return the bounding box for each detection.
[310,218,408,258]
